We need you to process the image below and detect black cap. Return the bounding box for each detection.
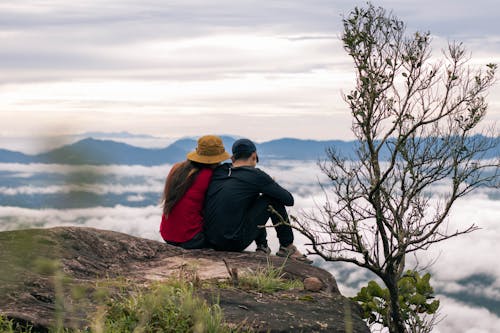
[232,138,256,155]
[232,138,258,162]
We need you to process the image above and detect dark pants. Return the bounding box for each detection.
[166,231,207,249]
[214,195,294,252]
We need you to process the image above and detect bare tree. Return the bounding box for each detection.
[293,3,499,333]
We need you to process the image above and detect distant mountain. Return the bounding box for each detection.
[0,135,497,166]
[257,138,356,160]
[0,149,33,163]
[169,137,357,160]
[36,138,185,166]
[66,136,235,165]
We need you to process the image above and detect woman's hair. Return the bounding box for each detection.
[161,160,204,216]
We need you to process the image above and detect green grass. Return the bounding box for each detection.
[0,316,32,333]
[99,280,226,333]
[238,259,303,294]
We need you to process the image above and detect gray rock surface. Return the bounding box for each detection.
[0,226,369,332]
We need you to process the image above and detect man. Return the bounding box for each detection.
[204,138,311,263]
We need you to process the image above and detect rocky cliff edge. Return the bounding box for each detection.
[0,226,369,332]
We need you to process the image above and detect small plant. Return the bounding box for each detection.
[352,270,439,331]
[239,259,303,294]
[0,316,14,333]
[0,315,32,333]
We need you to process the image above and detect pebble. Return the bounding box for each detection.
[303,277,323,291]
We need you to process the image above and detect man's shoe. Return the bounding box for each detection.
[255,243,271,254]
[276,244,312,264]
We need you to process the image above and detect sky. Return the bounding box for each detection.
[1,0,500,141]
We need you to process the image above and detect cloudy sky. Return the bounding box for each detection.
[1,0,499,141]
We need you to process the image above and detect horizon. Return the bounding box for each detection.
[0,132,355,155]
[1,131,498,156]
[1,130,499,157]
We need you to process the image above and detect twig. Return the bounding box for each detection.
[223,258,239,287]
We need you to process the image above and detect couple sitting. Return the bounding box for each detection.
[159,135,311,263]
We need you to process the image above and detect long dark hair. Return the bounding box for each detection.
[161,160,204,216]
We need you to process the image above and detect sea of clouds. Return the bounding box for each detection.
[0,160,498,332]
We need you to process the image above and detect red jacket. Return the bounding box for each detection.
[160,166,213,243]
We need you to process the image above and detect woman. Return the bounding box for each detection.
[160,135,230,249]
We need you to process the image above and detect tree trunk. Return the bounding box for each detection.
[386,275,407,333]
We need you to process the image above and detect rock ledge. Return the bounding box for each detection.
[0,227,369,332]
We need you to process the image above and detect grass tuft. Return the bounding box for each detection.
[239,259,303,294]
[0,316,32,333]
[96,279,242,333]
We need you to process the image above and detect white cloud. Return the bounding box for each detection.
[0,205,163,242]
[434,296,500,333]
[0,162,172,178]
[127,194,146,202]
[421,195,500,282]
[0,162,171,199]
[0,183,162,196]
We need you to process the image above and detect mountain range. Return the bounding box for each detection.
[0,136,350,165]
[0,135,497,166]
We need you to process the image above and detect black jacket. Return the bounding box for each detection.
[204,163,293,246]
